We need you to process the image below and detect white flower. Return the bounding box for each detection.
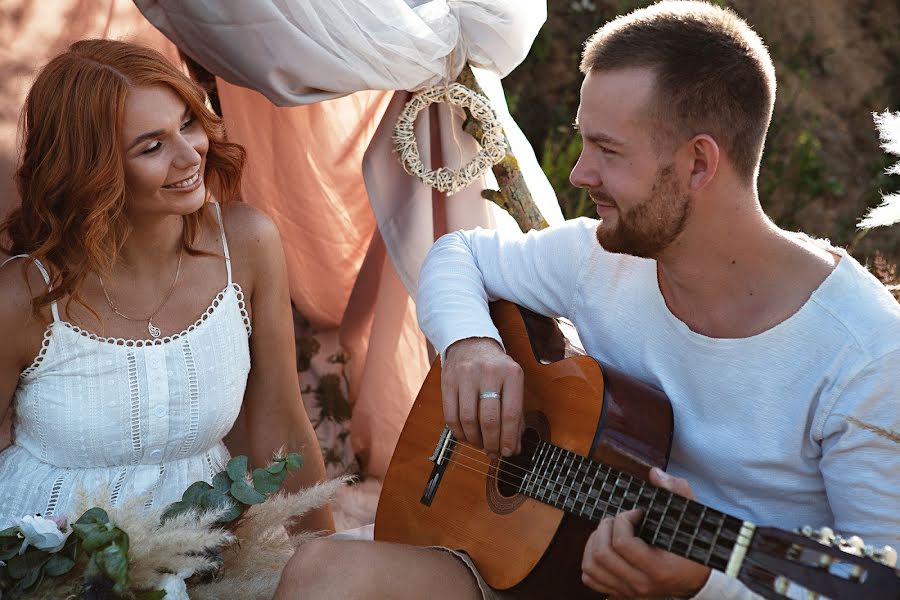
[156,572,191,600]
[16,515,69,554]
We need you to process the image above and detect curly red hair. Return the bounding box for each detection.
[1,39,245,319]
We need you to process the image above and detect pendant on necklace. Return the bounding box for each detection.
[148,320,161,338]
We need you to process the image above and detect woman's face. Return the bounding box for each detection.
[120,85,209,219]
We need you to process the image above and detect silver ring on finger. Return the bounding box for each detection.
[478,391,501,401]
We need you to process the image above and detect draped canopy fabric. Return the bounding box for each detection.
[133,0,564,477]
[134,0,547,105]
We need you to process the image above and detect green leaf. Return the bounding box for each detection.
[252,468,284,495]
[197,488,225,508]
[6,550,50,579]
[0,544,22,561]
[226,455,249,482]
[73,524,118,551]
[76,507,110,525]
[181,481,214,505]
[160,501,191,524]
[212,471,232,493]
[97,543,129,586]
[285,452,303,471]
[83,553,101,578]
[15,561,42,591]
[198,491,242,523]
[44,553,76,577]
[265,460,286,474]
[114,527,130,556]
[230,480,266,505]
[0,527,19,538]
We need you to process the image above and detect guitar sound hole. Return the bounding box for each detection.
[497,428,542,498]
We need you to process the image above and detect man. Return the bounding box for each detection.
[277,2,900,598]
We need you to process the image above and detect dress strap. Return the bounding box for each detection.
[1,254,60,322]
[211,201,232,284]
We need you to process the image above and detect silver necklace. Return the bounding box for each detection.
[98,248,184,338]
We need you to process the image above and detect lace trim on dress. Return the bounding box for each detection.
[58,283,251,346]
[176,339,201,460]
[19,326,53,379]
[144,465,166,510]
[18,284,252,380]
[110,469,128,507]
[127,350,142,466]
[45,476,65,516]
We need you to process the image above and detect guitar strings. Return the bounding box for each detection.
[436,450,627,519]
[433,445,737,559]
[447,435,606,490]
[444,440,654,517]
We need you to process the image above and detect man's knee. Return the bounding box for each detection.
[279,538,340,590]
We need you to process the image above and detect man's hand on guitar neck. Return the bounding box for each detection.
[582,468,712,599]
[442,337,525,458]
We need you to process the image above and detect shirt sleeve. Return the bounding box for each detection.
[817,347,900,550]
[690,570,764,600]
[416,218,597,360]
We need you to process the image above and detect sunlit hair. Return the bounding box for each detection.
[581,1,776,183]
[0,39,245,320]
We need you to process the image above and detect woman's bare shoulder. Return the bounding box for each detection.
[0,258,49,366]
[0,258,44,317]
[218,201,283,262]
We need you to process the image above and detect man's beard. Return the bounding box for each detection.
[594,165,691,258]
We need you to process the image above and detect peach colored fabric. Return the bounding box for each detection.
[0,0,179,451]
[217,81,431,477]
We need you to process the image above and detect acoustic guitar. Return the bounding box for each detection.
[375,301,899,599]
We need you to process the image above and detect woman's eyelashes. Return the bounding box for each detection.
[139,116,196,155]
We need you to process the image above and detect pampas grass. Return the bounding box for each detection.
[25,475,349,599]
[858,111,900,229]
[190,476,351,600]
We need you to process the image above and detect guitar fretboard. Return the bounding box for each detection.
[519,441,745,572]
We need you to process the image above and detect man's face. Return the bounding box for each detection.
[569,68,691,258]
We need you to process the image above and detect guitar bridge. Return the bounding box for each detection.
[421,425,456,506]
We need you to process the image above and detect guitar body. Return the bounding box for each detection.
[375,301,674,597]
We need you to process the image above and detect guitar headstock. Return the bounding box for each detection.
[738,525,899,599]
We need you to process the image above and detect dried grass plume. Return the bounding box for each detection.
[858,111,900,229]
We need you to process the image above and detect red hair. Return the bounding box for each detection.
[1,39,245,319]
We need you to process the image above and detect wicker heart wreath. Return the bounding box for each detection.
[393,82,507,194]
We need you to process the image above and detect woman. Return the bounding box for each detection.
[0,39,333,533]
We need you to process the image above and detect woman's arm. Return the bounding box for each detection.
[0,261,47,451]
[223,204,334,534]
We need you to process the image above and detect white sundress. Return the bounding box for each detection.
[0,203,252,527]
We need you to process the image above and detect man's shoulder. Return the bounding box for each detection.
[811,251,900,356]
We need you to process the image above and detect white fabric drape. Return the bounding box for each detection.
[134,0,547,104]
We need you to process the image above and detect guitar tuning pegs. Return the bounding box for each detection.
[800,525,836,545]
[876,545,897,568]
[846,535,866,552]
[817,526,835,545]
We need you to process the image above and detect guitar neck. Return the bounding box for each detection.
[519,440,754,574]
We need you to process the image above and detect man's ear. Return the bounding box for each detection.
[686,134,719,191]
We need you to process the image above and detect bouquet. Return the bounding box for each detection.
[0,452,348,599]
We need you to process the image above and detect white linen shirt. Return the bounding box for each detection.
[416,217,900,599]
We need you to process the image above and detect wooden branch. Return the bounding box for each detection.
[454,65,549,233]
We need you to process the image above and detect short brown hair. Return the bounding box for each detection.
[581,1,776,182]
